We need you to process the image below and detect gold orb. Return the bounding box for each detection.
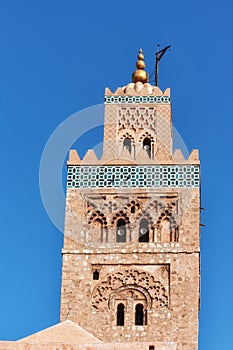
[132,70,149,83]
[136,60,145,69]
[138,52,144,60]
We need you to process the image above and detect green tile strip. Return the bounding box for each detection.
[104,96,170,104]
[67,165,199,189]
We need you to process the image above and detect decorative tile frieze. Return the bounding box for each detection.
[104,95,170,104]
[67,165,199,189]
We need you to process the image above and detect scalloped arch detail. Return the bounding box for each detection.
[92,268,168,310]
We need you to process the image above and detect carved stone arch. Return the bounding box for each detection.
[124,200,141,215]
[138,132,155,159]
[88,210,108,243]
[134,212,154,242]
[88,210,108,227]
[118,131,136,156]
[135,211,153,226]
[108,284,152,310]
[120,132,135,141]
[111,212,131,243]
[92,268,168,310]
[111,212,130,226]
[155,209,179,242]
[138,131,155,144]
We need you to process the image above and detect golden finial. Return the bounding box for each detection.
[132,48,149,84]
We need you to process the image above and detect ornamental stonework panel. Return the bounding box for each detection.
[92,266,169,311]
[118,106,157,134]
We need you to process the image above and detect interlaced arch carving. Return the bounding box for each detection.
[111,211,130,226]
[124,200,140,214]
[120,132,135,141]
[118,132,135,155]
[139,132,155,158]
[92,268,168,310]
[139,132,155,144]
[88,210,107,227]
[135,211,153,225]
[155,209,179,242]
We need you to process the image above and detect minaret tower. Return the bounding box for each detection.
[60,49,200,350]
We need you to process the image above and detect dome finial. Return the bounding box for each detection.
[132,48,149,84]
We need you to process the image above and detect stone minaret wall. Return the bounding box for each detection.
[61,81,200,350]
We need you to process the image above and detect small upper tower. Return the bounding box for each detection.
[60,49,200,350]
[103,48,172,162]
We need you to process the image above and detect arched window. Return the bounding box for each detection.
[123,138,131,153]
[116,218,127,243]
[143,137,151,157]
[139,219,149,242]
[135,303,144,325]
[117,303,125,326]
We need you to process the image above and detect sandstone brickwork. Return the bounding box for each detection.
[61,80,200,350]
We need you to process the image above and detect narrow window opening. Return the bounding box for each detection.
[139,219,149,242]
[93,270,99,280]
[131,206,135,214]
[143,138,151,156]
[117,303,125,326]
[123,138,132,153]
[149,346,155,350]
[135,303,144,325]
[116,218,127,242]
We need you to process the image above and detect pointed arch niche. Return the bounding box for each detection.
[135,211,153,242]
[123,138,132,153]
[111,212,130,243]
[139,132,155,159]
[155,211,179,243]
[116,218,127,243]
[88,211,108,243]
[120,132,135,158]
[139,218,149,242]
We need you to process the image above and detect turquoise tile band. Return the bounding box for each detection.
[67,165,199,189]
[104,95,170,104]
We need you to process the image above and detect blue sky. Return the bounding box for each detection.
[0,0,232,348]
